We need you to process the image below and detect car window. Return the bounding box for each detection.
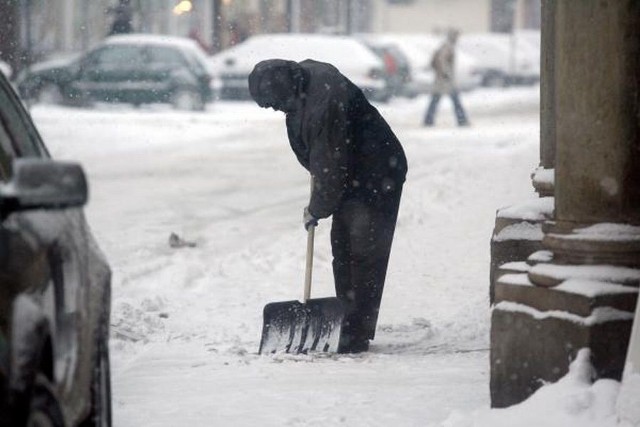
[92,45,145,68]
[0,122,14,180]
[0,78,47,181]
[147,46,186,67]
[181,49,208,75]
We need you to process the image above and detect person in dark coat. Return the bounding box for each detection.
[108,0,133,35]
[248,59,408,353]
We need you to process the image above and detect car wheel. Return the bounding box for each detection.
[171,88,204,111]
[80,299,112,427]
[26,374,65,427]
[36,84,63,105]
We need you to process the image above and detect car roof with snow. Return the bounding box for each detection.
[102,33,210,67]
[208,33,382,75]
[104,33,202,50]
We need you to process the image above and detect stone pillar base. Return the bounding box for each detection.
[490,197,554,303]
[490,274,637,408]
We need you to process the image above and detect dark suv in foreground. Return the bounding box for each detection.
[17,34,212,111]
[0,68,111,425]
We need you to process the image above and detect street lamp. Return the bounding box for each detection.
[173,0,193,15]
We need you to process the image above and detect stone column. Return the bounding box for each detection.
[491,0,640,408]
[552,0,640,231]
[489,0,553,304]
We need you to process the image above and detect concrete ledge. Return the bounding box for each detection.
[490,304,633,408]
[496,275,638,316]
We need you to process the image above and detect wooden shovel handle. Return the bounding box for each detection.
[303,176,315,302]
[303,223,314,302]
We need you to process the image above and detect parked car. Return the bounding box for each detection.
[17,34,213,111]
[459,32,540,87]
[0,69,111,426]
[208,33,390,102]
[511,31,540,85]
[359,38,412,98]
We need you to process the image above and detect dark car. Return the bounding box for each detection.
[17,34,213,111]
[0,68,111,425]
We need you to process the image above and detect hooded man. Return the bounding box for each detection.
[248,59,407,353]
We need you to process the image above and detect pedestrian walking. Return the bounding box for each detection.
[424,30,470,126]
[249,59,408,353]
[108,0,133,35]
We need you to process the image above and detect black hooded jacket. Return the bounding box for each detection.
[251,59,408,219]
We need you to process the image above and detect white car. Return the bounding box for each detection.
[361,33,481,96]
[459,32,540,86]
[208,33,390,102]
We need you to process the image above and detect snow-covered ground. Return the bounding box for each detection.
[28,87,624,426]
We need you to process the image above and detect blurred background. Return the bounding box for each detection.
[0,0,541,107]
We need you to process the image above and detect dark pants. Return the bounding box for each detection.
[330,186,403,344]
[424,91,469,126]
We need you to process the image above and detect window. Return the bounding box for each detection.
[148,46,186,67]
[0,121,13,181]
[0,77,47,180]
[91,45,145,68]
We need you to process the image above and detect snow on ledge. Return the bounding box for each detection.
[531,167,554,186]
[494,222,543,242]
[497,197,554,221]
[497,273,533,287]
[500,261,530,272]
[549,222,640,243]
[494,301,634,326]
[529,263,640,286]
[528,250,553,263]
[555,279,639,298]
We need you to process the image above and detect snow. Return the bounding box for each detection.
[529,263,640,287]
[531,166,554,187]
[28,86,633,425]
[618,369,640,425]
[207,34,384,88]
[497,273,533,287]
[493,221,543,242]
[528,249,553,263]
[555,279,639,298]
[551,223,640,243]
[494,301,634,326]
[500,261,530,272]
[496,196,554,221]
[443,349,622,427]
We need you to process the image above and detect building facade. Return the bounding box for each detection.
[370,0,540,34]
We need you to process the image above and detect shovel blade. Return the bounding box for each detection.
[259,297,346,355]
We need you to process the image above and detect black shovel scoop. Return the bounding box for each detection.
[259,194,346,354]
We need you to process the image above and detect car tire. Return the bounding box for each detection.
[482,74,508,88]
[26,374,65,427]
[36,83,64,105]
[171,88,205,111]
[80,295,112,427]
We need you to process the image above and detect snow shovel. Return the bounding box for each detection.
[259,206,346,355]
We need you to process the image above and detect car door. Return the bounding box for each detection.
[146,45,195,96]
[72,44,146,103]
[0,76,92,421]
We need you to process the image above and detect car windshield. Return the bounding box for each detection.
[0,77,45,163]
[147,46,185,66]
[91,45,144,68]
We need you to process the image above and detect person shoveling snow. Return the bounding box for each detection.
[249,59,407,353]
